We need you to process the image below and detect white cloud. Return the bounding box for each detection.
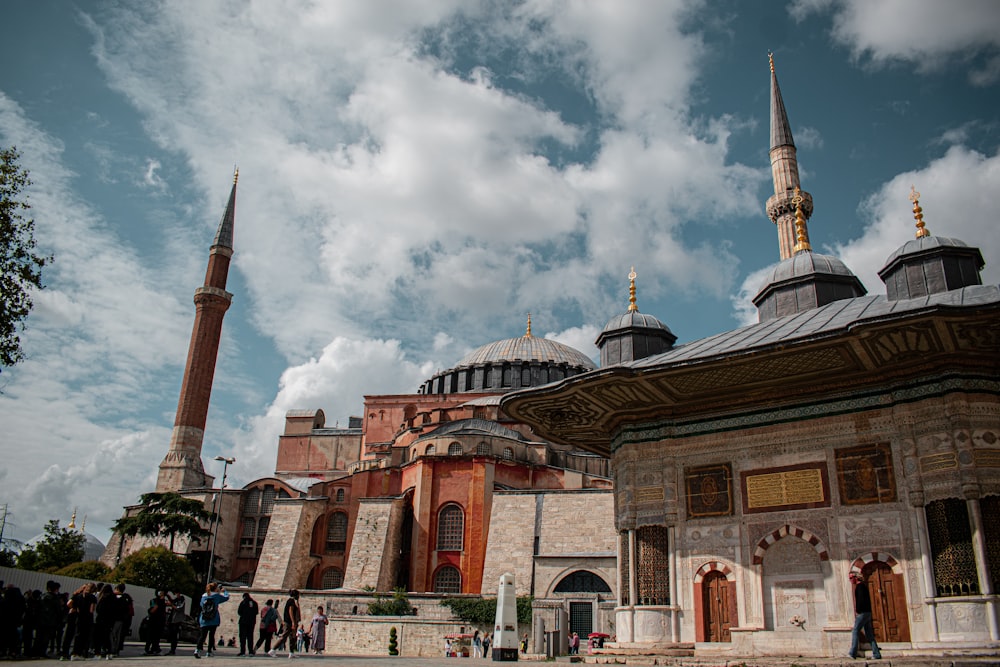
[790,0,1000,83]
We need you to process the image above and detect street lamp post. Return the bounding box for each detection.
[206,455,235,584]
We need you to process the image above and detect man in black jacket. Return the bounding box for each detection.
[237,593,259,656]
[847,572,882,660]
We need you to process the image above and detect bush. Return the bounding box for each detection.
[107,546,200,596]
[368,588,414,616]
[55,560,111,580]
[439,595,533,625]
[388,626,398,655]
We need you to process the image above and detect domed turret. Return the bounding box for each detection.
[596,268,676,365]
[420,315,595,395]
[878,187,984,300]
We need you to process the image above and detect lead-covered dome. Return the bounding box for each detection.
[879,235,984,300]
[420,320,596,395]
[753,251,867,322]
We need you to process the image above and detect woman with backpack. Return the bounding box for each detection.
[194,583,230,659]
[254,600,278,654]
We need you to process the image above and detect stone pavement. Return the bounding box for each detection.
[76,644,1000,667]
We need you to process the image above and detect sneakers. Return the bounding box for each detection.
[268,650,277,658]
[288,654,296,659]
[194,649,201,659]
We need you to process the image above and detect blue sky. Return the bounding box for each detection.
[1,0,998,545]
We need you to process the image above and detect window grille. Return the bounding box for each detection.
[448,442,463,456]
[434,566,462,594]
[239,517,256,554]
[321,568,344,589]
[637,525,670,605]
[981,495,1000,594]
[476,442,491,455]
[326,512,348,553]
[335,488,345,503]
[926,498,978,596]
[244,489,261,515]
[553,570,612,593]
[437,504,464,551]
[620,532,630,606]
[425,444,436,456]
[261,486,277,514]
[256,517,269,556]
[503,447,514,461]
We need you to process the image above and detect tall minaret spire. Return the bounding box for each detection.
[156,171,237,491]
[765,54,813,260]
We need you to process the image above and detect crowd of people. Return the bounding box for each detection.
[0,580,138,660]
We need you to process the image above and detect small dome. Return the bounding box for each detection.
[759,251,858,289]
[881,235,973,267]
[458,335,596,370]
[753,250,867,322]
[879,235,984,301]
[601,311,673,335]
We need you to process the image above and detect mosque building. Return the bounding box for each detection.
[503,57,1000,656]
[104,56,1000,658]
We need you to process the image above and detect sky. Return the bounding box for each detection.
[0,0,998,547]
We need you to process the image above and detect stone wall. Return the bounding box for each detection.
[343,497,396,590]
[252,497,325,589]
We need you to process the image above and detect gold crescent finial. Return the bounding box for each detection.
[628,266,638,313]
[768,51,775,74]
[910,185,930,238]
[791,186,812,252]
[68,507,77,530]
[233,166,239,184]
[525,313,532,337]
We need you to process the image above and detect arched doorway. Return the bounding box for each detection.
[861,561,910,642]
[702,570,731,642]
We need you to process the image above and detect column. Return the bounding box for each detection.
[968,497,1000,640]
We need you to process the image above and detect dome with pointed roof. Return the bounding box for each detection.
[458,335,596,369]
[754,251,867,322]
[879,235,984,300]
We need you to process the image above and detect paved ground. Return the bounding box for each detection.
[60,643,1000,667]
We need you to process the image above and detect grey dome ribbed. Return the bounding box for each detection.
[458,336,596,370]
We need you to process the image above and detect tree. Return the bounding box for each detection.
[17,519,84,572]
[0,147,48,369]
[368,588,415,616]
[439,595,533,625]
[108,546,200,597]
[113,492,216,552]
[55,560,111,581]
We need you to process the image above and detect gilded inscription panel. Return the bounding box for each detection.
[835,443,897,505]
[741,463,830,514]
[919,452,958,473]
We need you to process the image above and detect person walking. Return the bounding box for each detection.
[194,583,230,659]
[111,584,133,656]
[268,590,300,659]
[309,606,328,654]
[254,600,278,655]
[472,630,482,658]
[144,590,168,655]
[847,571,882,660]
[237,592,259,656]
[164,592,186,655]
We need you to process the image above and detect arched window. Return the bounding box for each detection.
[448,442,463,456]
[335,488,345,503]
[437,504,464,551]
[434,566,462,594]
[476,442,491,455]
[503,447,514,461]
[425,444,436,456]
[553,570,612,593]
[325,512,348,553]
[244,489,261,515]
[261,487,278,514]
[239,518,256,555]
[321,567,344,590]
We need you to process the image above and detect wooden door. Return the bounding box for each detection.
[702,571,731,642]
[864,561,910,643]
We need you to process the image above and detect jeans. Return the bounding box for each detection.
[849,611,881,658]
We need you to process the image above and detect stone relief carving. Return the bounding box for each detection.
[937,603,987,634]
[842,516,901,549]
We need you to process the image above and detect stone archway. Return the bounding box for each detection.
[851,553,910,643]
[693,562,736,642]
[760,533,829,633]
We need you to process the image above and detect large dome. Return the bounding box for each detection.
[458,335,596,370]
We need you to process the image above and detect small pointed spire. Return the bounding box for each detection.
[769,53,795,151]
[81,515,87,533]
[792,187,812,253]
[67,507,77,530]
[910,185,930,238]
[525,313,532,337]
[628,267,639,312]
[213,170,237,249]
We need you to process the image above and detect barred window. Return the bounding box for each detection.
[239,518,256,554]
[434,566,462,594]
[261,487,277,514]
[335,488,345,503]
[326,512,348,553]
[321,567,344,590]
[448,442,463,456]
[476,442,491,455]
[637,525,670,605]
[425,444,436,456]
[502,447,514,461]
[980,495,1000,595]
[437,504,464,551]
[245,489,261,515]
[926,498,978,596]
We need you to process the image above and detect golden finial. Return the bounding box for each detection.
[81,515,87,533]
[792,186,812,252]
[768,51,775,74]
[525,313,532,338]
[628,266,638,313]
[233,166,239,184]
[67,507,77,530]
[910,185,930,238]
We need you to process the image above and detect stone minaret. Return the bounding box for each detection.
[156,172,237,492]
[765,54,813,260]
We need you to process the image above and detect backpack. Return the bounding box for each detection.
[200,597,217,623]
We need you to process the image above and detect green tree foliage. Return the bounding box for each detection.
[0,146,48,369]
[439,595,533,625]
[55,560,111,580]
[368,588,414,616]
[16,520,84,572]
[113,492,216,552]
[108,546,200,597]
[0,550,16,567]
[388,626,398,656]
